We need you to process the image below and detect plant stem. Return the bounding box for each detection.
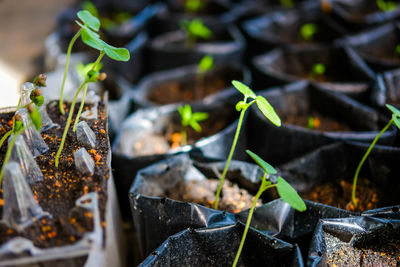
[181,126,187,146]
[72,51,105,132]
[213,104,247,210]
[352,118,393,206]
[0,131,12,150]
[59,29,82,115]
[55,81,87,168]
[232,176,276,267]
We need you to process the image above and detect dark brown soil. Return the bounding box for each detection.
[302,178,381,212]
[0,100,109,248]
[282,111,353,132]
[148,77,227,105]
[166,179,261,213]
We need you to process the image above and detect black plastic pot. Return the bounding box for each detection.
[252,45,375,96]
[139,223,304,267]
[371,70,400,109]
[308,216,400,266]
[247,81,396,165]
[112,102,246,219]
[146,25,245,72]
[242,1,348,56]
[339,22,400,72]
[130,63,251,108]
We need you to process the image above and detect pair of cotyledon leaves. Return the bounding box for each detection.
[76,10,130,62]
[178,104,209,133]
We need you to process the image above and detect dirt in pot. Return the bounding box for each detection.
[166,179,262,213]
[0,100,109,248]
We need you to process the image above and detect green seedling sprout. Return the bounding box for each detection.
[307,116,320,129]
[55,10,130,168]
[232,150,306,267]
[213,81,281,209]
[280,0,294,8]
[196,55,214,99]
[75,61,103,82]
[300,23,318,41]
[351,104,400,207]
[377,0,397,11]
[394,44,400,58]
[309,63,326,80]
[185,0,205,13]
[180,19,212,48]
[177,104,209,146]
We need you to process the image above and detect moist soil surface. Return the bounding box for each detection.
[0,100,109,249]
[166,179,261,213]
[282,111,353,132]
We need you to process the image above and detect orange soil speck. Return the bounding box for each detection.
[70,236,76,242]
[94,154,102,162]
[100,129,105,134]
[6,229,13,235]
[0,198,3,206]
[85,212,93,219]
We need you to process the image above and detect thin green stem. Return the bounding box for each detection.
[72,51,105,132]
[213,101,248,210]
[59,29,82,115]
[55,81,87,168]
[0,131,12,150]
[352,118,393,206]
[181,126,187,146]
[232,176,276,267]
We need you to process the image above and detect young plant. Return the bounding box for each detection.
[307,116,320,129]
[376,0,397,11]
[300,23,318,41]
[180,19,212,48]
[232,150,306,267]
[75,61,103,83]
[55,10,130,168]
[309,63,326,80]
[195,55,214,99]
[280,0,294,8]
[213,81,281,209]
[185,0,205,13]
[177,104,209,146]
[351,104,400,207]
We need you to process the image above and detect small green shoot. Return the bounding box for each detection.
[307,116,320,129]
[394,44,400,58]
[376,0,397,11]
[180,19,212,48]
[300,23,318,41]
[196,55,214,99]
[185,0,205,13]
[75,62,103,82]
[309,63,326,80]
[213,81,281,209]
[198,55,214,74]
[177,104,209,146]
[280,0,294,8]
[232,150,305,267]
[351,104,400,207]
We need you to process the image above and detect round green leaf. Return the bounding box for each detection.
[104,44,130,62]
[246,150,277,174]
[81,28,104,51]
[231,80,256,99]
[386,104,400,117]
[255,96,281,127]
[77,10,100,31]
[276,176,306,212]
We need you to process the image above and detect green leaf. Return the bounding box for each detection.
[198,55,214,73]
[300,23,318,41]
[392,114,400,130]
[231,80,256,99]
[14,120,24,133]
[28,106,42,131]
[81,1,99,18]
[77,10,100,31]
[81,28,104,51]
[189,120,202,132]
[32,95,44,107]
[246,150,277,174]
[192,112,209,121]
[104,44,130,61]
[386,104,400,117]
[255,96,281,127]
[75,62,103,82]
[276,176,306,212]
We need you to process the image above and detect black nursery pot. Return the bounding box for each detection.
[371,68,400,108]
[112,102,246,219]
[146,25,245,72]
[139,223,303,267]
[130,63,251,108]
[252,45,375,96]
[247,81,396,165]
[308,216,400,266]
[242,2,347,56]
[339,22,400,72]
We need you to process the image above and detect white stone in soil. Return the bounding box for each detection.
[76,121,96,148]
[74,147,95,175]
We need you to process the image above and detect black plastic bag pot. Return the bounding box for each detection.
[139,223,304,267]
[329,0,400,32]
[112,102,246,219]
[242,2,348,56]
[308,216,400,266]
[252,45,375,96]
[371,68,400,109]
[146,25,245,72]
[339,22,400,72]
[247,81,396,165]
[130,63,251,108]
[278,142,400,212]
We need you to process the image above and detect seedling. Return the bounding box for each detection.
[180,19,212,48]
[309,63,326,80]
[75,61,103,82]
[213,81,281,209]
[232,150,306,267]
[177,104,209,146]
[280,0,294,8]
[82,1,131,30]
[185,0,205,13]
[376,0,397,11]
[195,55,214,99]
[55,10,130,168]
[300,23,318,41]
[394,44,400,58]
[307,116,320,129]
[351,104,400,207]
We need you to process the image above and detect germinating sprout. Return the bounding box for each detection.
[177,104,209,146]
[300,23,318,41]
